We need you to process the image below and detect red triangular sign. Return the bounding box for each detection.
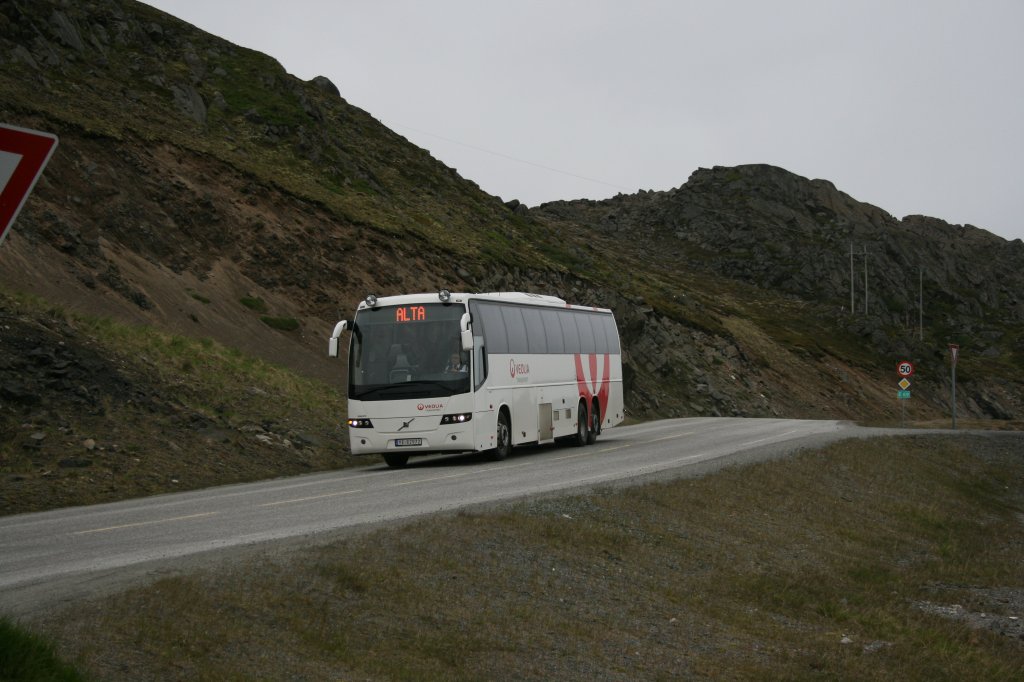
[0,124,59,246]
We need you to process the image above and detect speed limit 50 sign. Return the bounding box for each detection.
[897,360,915,377]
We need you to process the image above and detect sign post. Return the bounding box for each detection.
[0,124,59,247]
[896,360,914,428]
[948,344,959,430]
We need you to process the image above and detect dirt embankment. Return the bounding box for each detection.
[0,292,354,515]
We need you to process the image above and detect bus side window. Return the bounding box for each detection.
[559,310,580,352]
[603,315,621,353]
[522,307,546,354]
[574,312,596,354]
[541,309,564,354]
[474,337,487,390]
[501,306,528,354]
[588,314,609,354]
[476,303,508,353]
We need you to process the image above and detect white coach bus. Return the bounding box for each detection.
[328,291,624,467]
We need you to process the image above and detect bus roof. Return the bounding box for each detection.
[354,292,612,313]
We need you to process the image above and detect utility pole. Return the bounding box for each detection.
[863,245,869,316]
[918,267,923,341]
[849,243,855,314]
[949,344,959,430]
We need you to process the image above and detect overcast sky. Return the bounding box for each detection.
[146,1,1024,242]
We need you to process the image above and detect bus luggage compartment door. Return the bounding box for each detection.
[539,402,553,443]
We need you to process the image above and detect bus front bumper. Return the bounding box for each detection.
[348,429,473,456]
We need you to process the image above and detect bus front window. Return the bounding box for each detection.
[348,303,471,401]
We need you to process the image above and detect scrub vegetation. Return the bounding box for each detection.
[238,296,268,313]
[0,618,86,682]
[259,315,300,331]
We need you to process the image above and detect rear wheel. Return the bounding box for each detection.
[383,453,409,468]
[586,401,600,445]
[489,409,512,461]
[574,400,588,446]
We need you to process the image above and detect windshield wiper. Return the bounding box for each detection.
[400,380,457,394]
[354,381,458,400]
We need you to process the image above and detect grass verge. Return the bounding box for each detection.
[21,434,1024,680]
[0,618,87,681]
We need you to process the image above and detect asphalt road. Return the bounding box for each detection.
[1,417,882,616]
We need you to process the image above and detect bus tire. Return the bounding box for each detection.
[587,400,600,445]
[490,409,512,461]
[383,453,409,468]
[574,400,588,446]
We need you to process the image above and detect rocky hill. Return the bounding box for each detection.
[1,0,1021,480]
[534,165,1024,419]
[536,164,1024,335]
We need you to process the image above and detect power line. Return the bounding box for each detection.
[390,123,634,193]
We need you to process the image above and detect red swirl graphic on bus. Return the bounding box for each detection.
[575,353,610,421]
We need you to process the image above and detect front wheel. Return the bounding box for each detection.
[489,410,512,461]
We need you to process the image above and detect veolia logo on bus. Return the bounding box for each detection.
[417,402,444,411]
[509,359,530,379]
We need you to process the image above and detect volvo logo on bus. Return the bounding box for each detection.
[509,359,530,379]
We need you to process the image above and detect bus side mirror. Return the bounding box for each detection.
[460,313,474,351]
[328,320,348,358]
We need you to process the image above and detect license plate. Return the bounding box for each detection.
[394,438,422,447]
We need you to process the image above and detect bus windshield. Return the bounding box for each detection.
[348,303,471,401]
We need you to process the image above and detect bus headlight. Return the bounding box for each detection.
[347,418,374,428]
[440,413,472,425]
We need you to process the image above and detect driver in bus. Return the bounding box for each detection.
[445,350,468,373]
